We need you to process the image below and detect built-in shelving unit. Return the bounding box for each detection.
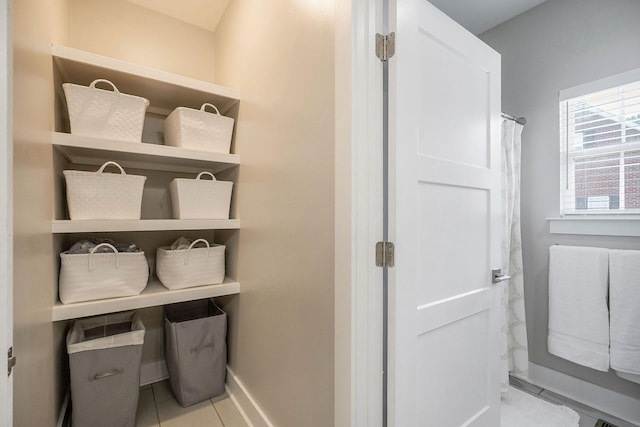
[53,132,240,174]
[50,45,242,322]
[52,44,241,115]
[52,219,240,233]
[51,277,240,321]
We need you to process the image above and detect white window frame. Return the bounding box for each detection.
[560,67,640,218]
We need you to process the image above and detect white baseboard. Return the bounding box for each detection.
[528,362,640,426]
[225,367,274,427]
[140,360,169,386]
[56,392,70,427]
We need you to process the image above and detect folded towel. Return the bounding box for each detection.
[170,237,193,251]
[66,237,141,254]
[547,245,609,371]
[610,249,640,376]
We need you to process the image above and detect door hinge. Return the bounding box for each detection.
[376,241,395,267]
[7,347,16,376]
[376,32,395,62]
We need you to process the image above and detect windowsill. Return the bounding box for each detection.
[547,217,640,237]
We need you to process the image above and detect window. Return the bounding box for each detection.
[560,69,640,215]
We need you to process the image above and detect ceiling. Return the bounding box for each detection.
[126,0,547,36]
[127,0,231,33]
[428,0,548,34]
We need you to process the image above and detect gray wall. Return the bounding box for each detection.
[481,0,640,397]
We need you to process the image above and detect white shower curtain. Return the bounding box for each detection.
[499,119,529,394]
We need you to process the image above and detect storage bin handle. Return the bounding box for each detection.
[96,161,127,175]
[185,238,210,266]
[196,172,216,181]
[91,368,122,381]
[89,79,120,93]
[88,243,120,271]
[200,103,221,115]
[191,341,215,354]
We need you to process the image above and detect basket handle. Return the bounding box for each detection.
[88,243,119,271]
[185,238,210,266]
[91,369,122,381]
[200,103,220,115]
[89,79,120,93]
[96,161,126,175]
[195,172,216,181]
[191,341,215,354]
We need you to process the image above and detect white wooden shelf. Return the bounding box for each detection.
[52,219,240,233]
[52,44,241,115]
[547,217,640,237]
[51,277,240,321]
[53,132,240,174]
[50,45,242,323]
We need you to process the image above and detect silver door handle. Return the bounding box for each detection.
[492,269,511,284]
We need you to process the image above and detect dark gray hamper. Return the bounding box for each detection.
[164,299,227,407]
[66,311,145,427]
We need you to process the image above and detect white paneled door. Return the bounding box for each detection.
[387,1,502,426]
[0,0,13,425]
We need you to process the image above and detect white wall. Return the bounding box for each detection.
[0,0,12,424]
[480,0,640,398]
[214,1,336,426]
[67,0,217,83]
[12,0,70,425]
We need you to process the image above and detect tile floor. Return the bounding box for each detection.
[136,380,248,427]
[65,376,634,427]
[141,376,637,427]
[140,377,638,427]
[510,376,639,427]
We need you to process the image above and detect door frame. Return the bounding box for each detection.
[0,0,13,425]
[335,1,502,425]
[334,0,385,426]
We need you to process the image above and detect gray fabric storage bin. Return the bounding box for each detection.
[164,299,227,407]
[66,312,145,427]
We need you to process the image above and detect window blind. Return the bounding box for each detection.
[560,78,640,215]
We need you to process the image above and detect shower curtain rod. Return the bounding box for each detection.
[502,112,527,125]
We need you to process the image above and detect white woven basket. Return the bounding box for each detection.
[163,103,234,153]
[156,239,226,290]
[64,161,147,220]
[170,172,233,219]
[63,79,149,143]
[59,243,149,304]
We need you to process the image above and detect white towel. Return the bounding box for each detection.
[610,249,640,376]
[547,245,609,371]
